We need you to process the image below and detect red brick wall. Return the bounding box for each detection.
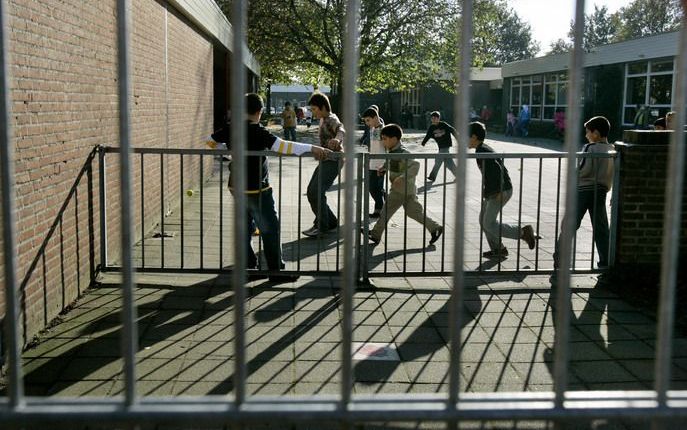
[615,131,687,266]
[1,0,214,345]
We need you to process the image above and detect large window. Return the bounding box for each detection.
[510,72,567,121]
[401,88,421,115]
[623,59,674,125]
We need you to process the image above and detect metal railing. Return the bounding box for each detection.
[1,0,687,429]
[97,147,619,279]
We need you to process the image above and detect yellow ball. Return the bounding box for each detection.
[186,189,194,197]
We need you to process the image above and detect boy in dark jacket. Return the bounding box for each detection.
[421,111,459,181]
[469,122,537,259]
[237,93,331,282]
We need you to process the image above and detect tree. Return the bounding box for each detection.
[548,38,572,55]
[218,0,452,104]
[218,0,538,101]
[616,0,682,40]
[568,5,621,51]
[465,0,540,66]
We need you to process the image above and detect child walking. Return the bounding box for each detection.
[364,124,443,245]
[360,106,386,218]
[468,122,537,258]
[302,92,345,237]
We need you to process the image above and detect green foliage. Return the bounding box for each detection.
[616,0,682,40]
[546,0,683,55]
[217,0,538,97]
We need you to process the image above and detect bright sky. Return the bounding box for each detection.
[506,0,633,53]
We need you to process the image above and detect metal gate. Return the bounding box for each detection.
[2,0,687,429]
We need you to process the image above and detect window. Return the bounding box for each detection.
[623,58,675,125]
[542,72,568,120]
[401,88,421,115]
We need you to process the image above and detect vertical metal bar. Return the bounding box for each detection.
[231,0,248,406]
[140,154,145,269]
[200,154,204,270]
[516,158,524,271]
[362,154,370,280]
[316,160,322,271]
[384,161,389,273]
[341,0,360,411]
[449,0,472,415]
[257,156,263,270]
[608,153,620,267]
[278,157,282,267]
[653,14,687,429]
[535,158,543,270]
[441,162,447,272]
[160,153,165,268]
[220,157,224,269]
[337,161,342,271]
[116,0,138,407]
[180,154,184,269]
[591,162,598,270]
[356,154,364,280]
[297,157,302,272]
[403,160,408,273]
[0,0,24,406]
[555,157,562,266]
[99,147,108,269]
[422,157,428,272]
[554,0,586,414]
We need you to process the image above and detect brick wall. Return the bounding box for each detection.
[614,130,687,266]
[1,0,215,345]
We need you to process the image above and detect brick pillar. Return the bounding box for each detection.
[614,130,687,269]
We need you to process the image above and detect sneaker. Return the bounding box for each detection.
[427,175,436,182]
[302,225,320,237]
[482,247,508,259]
[521,225,536,249]
[369,211,381,219]
[268,274,300,284]
[360,228,380,245]
[429,226,444,245]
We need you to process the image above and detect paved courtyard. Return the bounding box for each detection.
[7,128,685,429]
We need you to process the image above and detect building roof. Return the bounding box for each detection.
[502,31,679,78]
[169,0,260,76]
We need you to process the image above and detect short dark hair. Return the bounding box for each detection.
[654,117,667,128]
[469,121,486,141]
[361,107,379,119]
[246,93,263,115]
[308,92,331,112]
[584,116,611,137]
[431,111,441,118]
[380,123,402,140]
[285,101,291,107]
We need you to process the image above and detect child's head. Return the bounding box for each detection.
[308,92,331,118]
[361,106,380,128]
[666,111,676,130]
[380,124,402,149]
[246,93,264,116]
[584,116,611,142]
[285,101,291,108]
[468,121,486,149]
[430,111,441,125]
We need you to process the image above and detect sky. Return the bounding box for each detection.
[506,0,634,53]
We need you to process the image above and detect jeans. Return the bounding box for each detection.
[283,127,296,141]
[479,188,520,251]
[240,188,283,271]
[368,170,386,211]
[306,159,342,230]
[553,188,609,268]
[428,146,458,180]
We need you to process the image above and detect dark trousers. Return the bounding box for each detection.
[554,188,609,268]
[241,188,283,271]
[306,160,342,230]
[368,170,386,211]
[283,127,296,141]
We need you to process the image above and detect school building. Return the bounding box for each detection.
[502,31,681,141]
